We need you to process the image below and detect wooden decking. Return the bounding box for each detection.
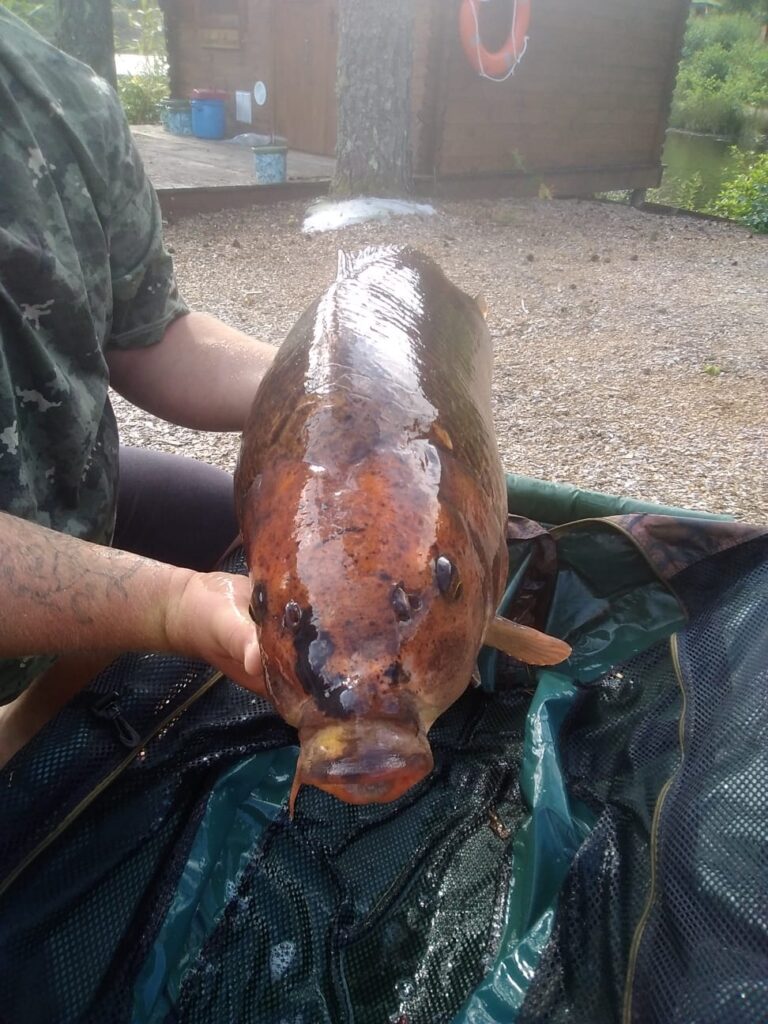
[129,125,663,223]
[131,124,335,190]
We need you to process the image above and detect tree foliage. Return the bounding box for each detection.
[672,13,768,142]
[3,0,55,35]
[4,0,166,55]
[720,0,768,19]
[113,0,165,55]
[6,0,168,122]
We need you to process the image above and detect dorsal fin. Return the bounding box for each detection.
[337,250,354,280]
[336,245,407,281]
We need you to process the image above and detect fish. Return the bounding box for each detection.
[235,247,570,814]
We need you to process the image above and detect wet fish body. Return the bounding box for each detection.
[236,247,559,811]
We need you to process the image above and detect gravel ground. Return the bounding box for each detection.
[113,197,768,524]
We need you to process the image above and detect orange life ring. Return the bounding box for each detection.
[459,0,531,79]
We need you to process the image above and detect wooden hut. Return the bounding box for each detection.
[160,0,689,196]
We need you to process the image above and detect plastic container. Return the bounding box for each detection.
[252,137,288,184]
[160,99,193,137]
[190,89,228,140]
[227,133,275,147]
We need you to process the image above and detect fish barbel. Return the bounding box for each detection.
[235,247,569,813]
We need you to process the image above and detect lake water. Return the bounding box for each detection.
[660,130,742,208]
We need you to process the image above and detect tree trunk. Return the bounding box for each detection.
[332,0,415,197]
[158,0,182,99]
[55,0,117,91]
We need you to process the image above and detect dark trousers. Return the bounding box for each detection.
[113,446,239,572]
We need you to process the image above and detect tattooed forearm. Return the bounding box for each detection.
[0,511,192,659]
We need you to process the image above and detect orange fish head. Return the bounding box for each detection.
[250,537,494,813]
[240,455,507,810]
[248,535,493,744]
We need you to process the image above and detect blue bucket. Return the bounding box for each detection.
[160,100,194,137]
[190,98,226,140]
[253,141,288,185]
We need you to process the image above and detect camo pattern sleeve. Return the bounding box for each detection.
[0,8,188,702]
[106,89,188,350]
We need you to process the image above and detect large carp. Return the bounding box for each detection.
[235,247,569,813]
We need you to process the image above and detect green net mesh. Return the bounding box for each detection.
[0,519,766,1024]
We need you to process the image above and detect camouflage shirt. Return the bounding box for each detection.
[0,8,188,702]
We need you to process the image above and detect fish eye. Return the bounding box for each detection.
[435,556,462,601]
[435,555,454,594]
[250,582,267,624]
[283,600,303,632]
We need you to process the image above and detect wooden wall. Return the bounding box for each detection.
[427,0,689,184]
[271,0,337,155]
[163,0,689,189]
[165,0,427,160]
[163,0,337,155]
[411,2,435,176]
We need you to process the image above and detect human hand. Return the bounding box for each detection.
[0,568,267,771]
[164,570,267,695]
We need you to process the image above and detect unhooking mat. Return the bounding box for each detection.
[0,474,766,1024]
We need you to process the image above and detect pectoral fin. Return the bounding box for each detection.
[474,292,489,319]
[483,616,571,666]
[288,767,304,819]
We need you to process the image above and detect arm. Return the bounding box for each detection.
[101,97,275,432]
[106,312,276,432]
[0,511,264,690]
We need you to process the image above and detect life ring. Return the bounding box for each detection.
[459,0,531,80]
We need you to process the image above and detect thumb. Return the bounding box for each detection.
[243,637,262,678]
[166,570,266,693]
[212,589,265,690]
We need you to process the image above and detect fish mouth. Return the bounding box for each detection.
[292,719,434,809]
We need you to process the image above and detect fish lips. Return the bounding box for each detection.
[296,718,434,805]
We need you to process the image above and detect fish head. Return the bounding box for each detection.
[240,446,507,809]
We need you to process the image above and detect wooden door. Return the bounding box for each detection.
[273,0,338,156]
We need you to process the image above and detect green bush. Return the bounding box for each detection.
[709,149,768,230]
[647,171,706,211]
[3,0,55,38]
[117,65,168,124]
[595,172,706,212]
[672,14,768,139]
[687,42,733,82]
[681,11,758,57]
